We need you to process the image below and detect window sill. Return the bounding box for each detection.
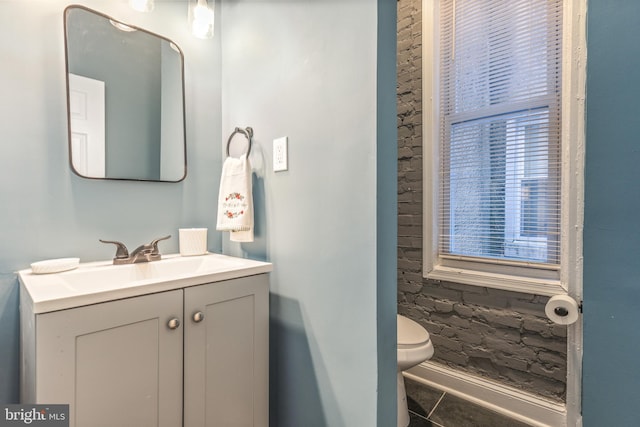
[425,264,566,296]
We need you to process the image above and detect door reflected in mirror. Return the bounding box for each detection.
[64,5,187,182]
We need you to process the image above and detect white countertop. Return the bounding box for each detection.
[19,253,272,314]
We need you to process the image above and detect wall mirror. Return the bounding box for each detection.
[64,5,187,182]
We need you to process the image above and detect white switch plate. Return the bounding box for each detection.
[273,137,288,172]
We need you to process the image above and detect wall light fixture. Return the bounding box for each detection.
[129,0,154,13]
[189,0,214,39]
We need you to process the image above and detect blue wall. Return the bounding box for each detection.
[220,0,396,425]
[376,0,399,425]
[0,0,222,402]
[583,0,640,425]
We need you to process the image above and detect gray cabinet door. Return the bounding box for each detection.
[184,275,269,427]
[35,289,184,427]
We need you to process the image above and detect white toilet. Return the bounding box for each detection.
[397,314,434,427]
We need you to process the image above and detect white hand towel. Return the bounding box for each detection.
[216,154,254,242]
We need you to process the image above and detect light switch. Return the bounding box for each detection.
[273,137,288,172]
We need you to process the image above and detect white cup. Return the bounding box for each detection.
[179,228,208,256]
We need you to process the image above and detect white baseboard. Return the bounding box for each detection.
[405,361,567,427]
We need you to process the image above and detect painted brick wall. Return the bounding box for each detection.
[396,0,567,402]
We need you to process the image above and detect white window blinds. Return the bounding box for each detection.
[438,0,563,266]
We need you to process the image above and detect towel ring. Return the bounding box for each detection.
[226,127,253,158]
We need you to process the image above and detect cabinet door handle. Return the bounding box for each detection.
[192,311,205,323]
[167,317,181,330]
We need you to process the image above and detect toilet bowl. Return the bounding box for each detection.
[397,314,434,427]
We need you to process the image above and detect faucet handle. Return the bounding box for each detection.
[149,235,171,254]
[99,239,129,259]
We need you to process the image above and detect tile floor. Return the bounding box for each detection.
[405,378,534,427]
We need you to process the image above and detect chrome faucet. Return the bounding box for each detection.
[100,235,171,265]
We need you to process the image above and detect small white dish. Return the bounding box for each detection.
[30,258,80,275]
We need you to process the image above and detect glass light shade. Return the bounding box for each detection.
[130,0,154,13]
[189,0,214,39]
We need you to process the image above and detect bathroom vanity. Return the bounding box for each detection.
[19,253,271,427]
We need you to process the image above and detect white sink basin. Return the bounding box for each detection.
[59,255,247,290]
[19,253,272,313]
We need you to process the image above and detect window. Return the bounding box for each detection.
[423,0,586,295]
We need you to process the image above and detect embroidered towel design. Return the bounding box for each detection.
[216,154,254,242]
